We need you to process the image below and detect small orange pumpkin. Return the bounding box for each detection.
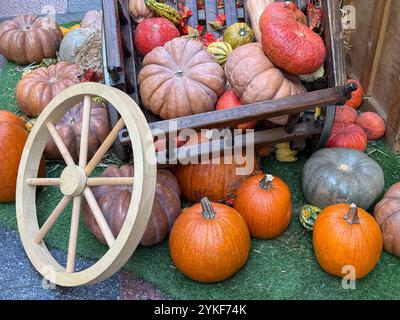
[313,203,383,279]
[345,80,363,109]
[169,197,251,283]
[234,174,291,239]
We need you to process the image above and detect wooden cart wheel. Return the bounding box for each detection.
[16,82,157,287]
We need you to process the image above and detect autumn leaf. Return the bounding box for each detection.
[307,1,322,30]
[208,13,226,30]
[178,4,193,35]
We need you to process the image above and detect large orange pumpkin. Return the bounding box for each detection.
[313,203,383,279]
[175,133,259,202]
[259,1,307,27]
[0,111,45,202]
[0,15,63,65]
[234,174,291,239]
[169,197,251,283]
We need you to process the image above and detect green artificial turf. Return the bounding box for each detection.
[1,61,400,300]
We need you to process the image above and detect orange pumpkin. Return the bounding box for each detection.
[0,111,45,202]
[313,203,383,279]
[234,174,291,239]
[345,80,363,109]
[356,112,386,140]
[169,197,251,283]
[334,105,358,124]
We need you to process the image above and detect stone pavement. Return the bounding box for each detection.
[0,226,169,300]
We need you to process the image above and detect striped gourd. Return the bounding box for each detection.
[207,42,233,65]
[299,204,321,232]
[144,0,182,25]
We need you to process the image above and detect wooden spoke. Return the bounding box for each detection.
[87,177,134,186]
[79,95,92,168]
[46,122,75,166]
[83,187,115,247]
[85,118,125,176]
[26,178,60,186]
[66,197,82,273]
[34,196,72,244]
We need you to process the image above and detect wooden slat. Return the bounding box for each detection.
[166,0,178,10]
[387,75,400,132]
[360,0,392,96]
[185,0,199,27]
[204,0,219,32]
[224,0,238,26]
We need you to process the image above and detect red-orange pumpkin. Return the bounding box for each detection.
[216,89,257,130]
[260,6,326,75]
[356,112,386,140]
[345,80,363,109]
[334,105,358,124]
[259,1,307,27]
[313,203,383,279]
[327,123,367,151]
[169,197,251,283]
[0,111,45,202]
[234,174,291,239]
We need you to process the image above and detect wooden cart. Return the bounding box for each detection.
[16,0,355,286]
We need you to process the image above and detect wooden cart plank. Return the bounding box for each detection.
[166,0,178,10]
[224,0,238,26]
[204,0,219,32]
[185,0,199,27]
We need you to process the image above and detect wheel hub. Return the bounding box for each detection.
[59,166,87,196]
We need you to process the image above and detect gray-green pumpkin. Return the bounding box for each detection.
[59,28,93,63]
[302,148,384,210]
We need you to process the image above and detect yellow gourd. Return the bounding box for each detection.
[246,0,274,41]
[275,142,298,162]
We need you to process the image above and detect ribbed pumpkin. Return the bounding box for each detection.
[223,23,254,49]
[175,133,258,202]
[44,100,110,162]
[327,123,367,151]
[374,183,400,257]
[207,41,233,65]
[345,80,363,109]
[169,197,251,283]
[0,15,63,65]
[138,37,225,119]
[234,174,291,239]
[259,1,307,27]
[129,0,155,22]
[225,42,306,125]
[0,111,45,202]
[313,203,383,279]
[81,10,102,29]
[356,112,386,140]
[334,105,358,124]
[302,148,385,210]
[16,62,81,117]
[83,166,181,246]
[215,89,257,130]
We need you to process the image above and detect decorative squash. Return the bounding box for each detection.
[16,62,82,117]
[175,133,259,203]
[275,142,298,162]
[246,0,274,41]
[80,10,102,29]
[138,37,225,119]
[144,0,182,26]
[302,148,385,209]
[374,182,400,257]
[356,112,386,140]
[327,123,367,151]
[215,89,257,130]
[83,166,181,247]
[234,174,291,239]
[313,203,383,279]
[0,15,63,65]
[223,23,254,49]
[44,100,110,162]
[169,197,250,283]
[345,79,363,109]
[0,111,45,202]
[261,17,326,75]
[207,41,233,65]
[334,105,358,124]
[259,1,307,27]
[224,42,306,125]
[299,204,321,232]
[59,28,93,63]
[299,66,325,83]
[134,17,180,57]
[129,0,155,23]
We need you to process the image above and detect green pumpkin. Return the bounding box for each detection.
[223,23,254,49]
[207,41,233,65]
[299,204,321,232]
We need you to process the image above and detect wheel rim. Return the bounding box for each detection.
[16,82,156,286]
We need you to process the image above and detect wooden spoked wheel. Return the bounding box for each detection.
[16,83,156,286]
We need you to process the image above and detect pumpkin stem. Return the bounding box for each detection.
[344,203,360,225]
[259,174,274,190]
[200,197,216,220]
